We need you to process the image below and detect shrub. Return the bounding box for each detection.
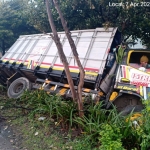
[12,90,150,149]
[99,123,124,150]
[136,99,150,150]
[18,90,77,128]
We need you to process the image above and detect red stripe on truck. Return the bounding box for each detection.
[3,58,99,72]
[4,58,28,62]
[122,66,126,78]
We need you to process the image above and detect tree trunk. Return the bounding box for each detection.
[45,0,77,102]
[53,0,85,117]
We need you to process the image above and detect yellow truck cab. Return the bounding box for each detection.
[109,49,150,115]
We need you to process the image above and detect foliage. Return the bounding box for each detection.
[116,44,126,64]
[74,101,107,145]
[99,123,124,150]
[27,0,150,47]
[68,137,93,150]
[0,0,38,55]
[1,0,150,55]
[74,100,140,149]
[27,0,51,33]
[136,99,150,150]
[2,89,150,149]
[74,101,119,134]
[10,116,85,150]
[17,90,78,128]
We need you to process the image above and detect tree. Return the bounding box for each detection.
[45,0,84,117]
[27,0,51,33]
[0,1,16,55]
[27,0,63,32]
[45,0,77,102]
[53,0,85,117]
[0,0,38,55]
[28,0,150,47]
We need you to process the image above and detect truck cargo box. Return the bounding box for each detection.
[0,28,121,97]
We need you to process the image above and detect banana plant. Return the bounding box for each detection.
[116,44,126,64]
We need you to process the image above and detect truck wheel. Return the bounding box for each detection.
[7,77,31,99]
[120,105,143,116]
[113,94,143,115]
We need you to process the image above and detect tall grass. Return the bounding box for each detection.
[17,90,77,129]
[12,90,150,149]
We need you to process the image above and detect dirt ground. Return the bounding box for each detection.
[0,116,23,150]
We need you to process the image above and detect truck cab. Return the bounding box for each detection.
[109,49,150,115]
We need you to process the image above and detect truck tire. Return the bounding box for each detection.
[120,105,143,116]
[7,77,31,99]
[113,94,143,115]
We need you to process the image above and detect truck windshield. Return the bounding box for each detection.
[128,51,150,69]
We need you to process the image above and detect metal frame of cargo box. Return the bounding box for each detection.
[0,28,121,95]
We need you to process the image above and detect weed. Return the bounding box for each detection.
[1,89,150,150]
[136,99,150,150]
[99,123,124,150]
[17,90,78,130]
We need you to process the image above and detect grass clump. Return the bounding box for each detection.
[16,90,77,128]
[1,89,150,150]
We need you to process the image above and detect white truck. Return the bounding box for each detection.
[0,27,148,114]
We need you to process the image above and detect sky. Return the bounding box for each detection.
[129,39,147,49]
